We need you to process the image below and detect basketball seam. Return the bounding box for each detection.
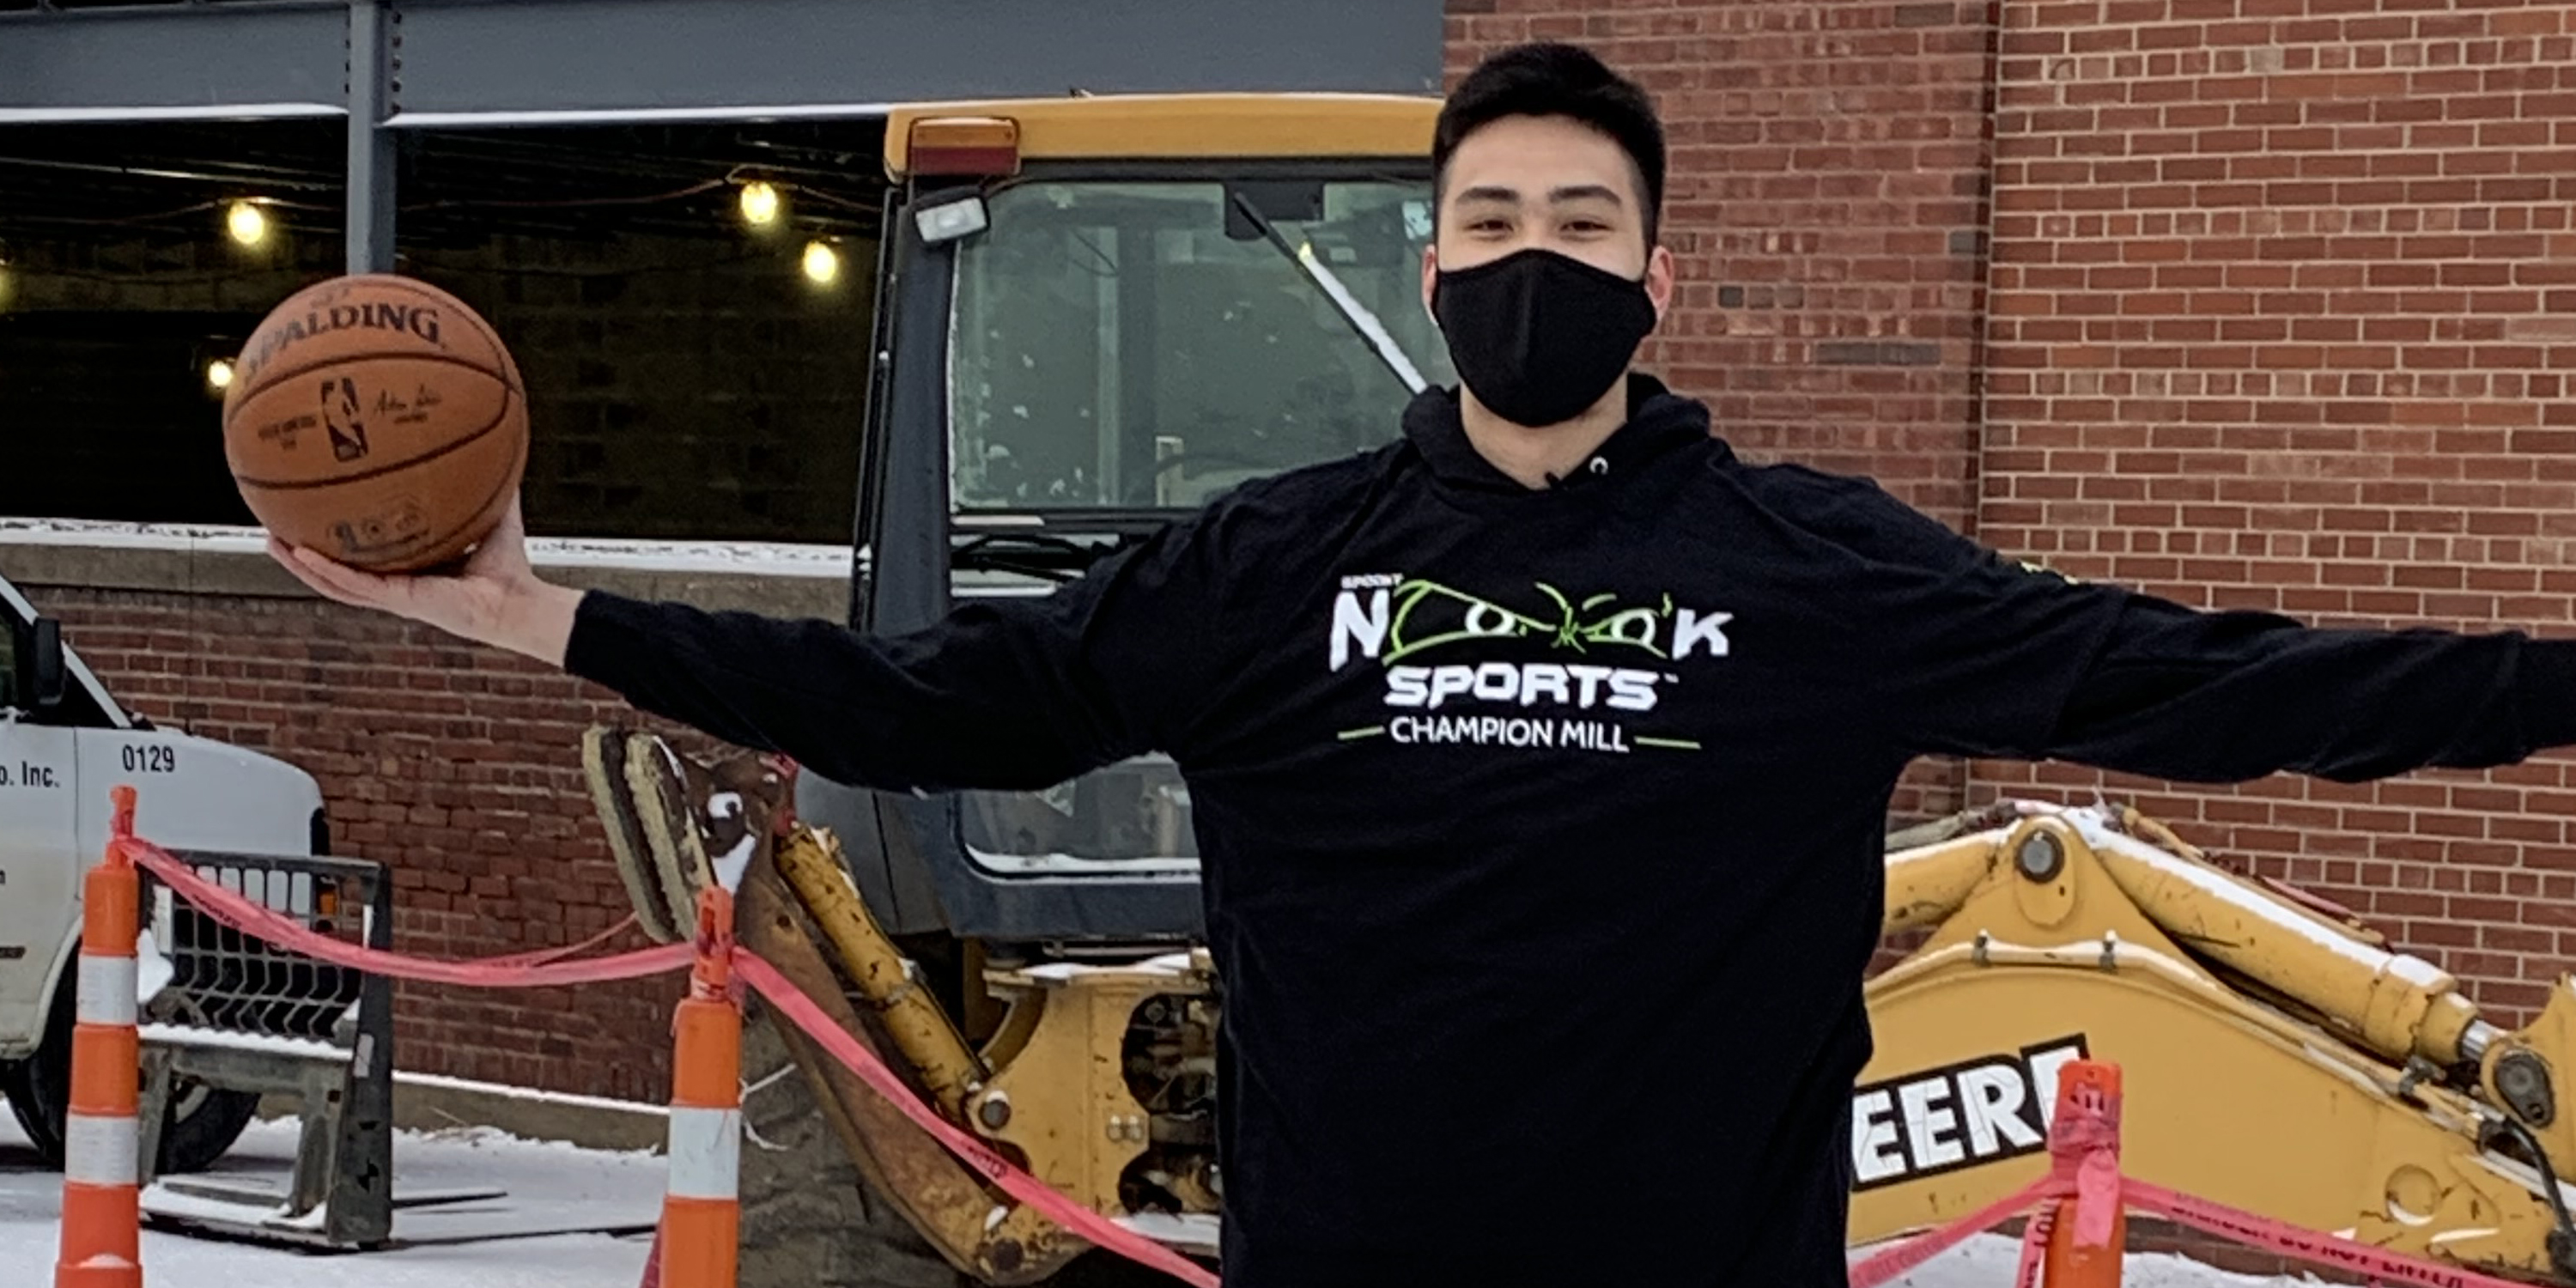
[231,349,525,416]
[234,384,518,493]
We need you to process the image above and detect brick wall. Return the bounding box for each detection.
[1447,0,2001,820]
[1974,0,2576,1023]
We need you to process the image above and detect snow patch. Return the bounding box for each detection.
[708,792,754,893]
[1015,952,1197,984]
[139,1023,345,1063]
[5,1111,664,1287]
[1115,1211,1220,1256]
[2067,811,2411,981]
[391,1071,665,1123]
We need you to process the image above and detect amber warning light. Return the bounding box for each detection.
[908,116,1022,178]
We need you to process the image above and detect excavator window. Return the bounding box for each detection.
[947,177,1449,517]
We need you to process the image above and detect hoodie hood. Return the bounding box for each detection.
[1399,373,1719,502]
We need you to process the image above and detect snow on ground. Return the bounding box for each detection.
[2,1098,658,1287]
[1856,1236,2332,1288]
[3,1091,2330,1288]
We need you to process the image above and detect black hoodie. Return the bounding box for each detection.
[567,376,2576,1286]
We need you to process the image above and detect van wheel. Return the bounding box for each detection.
[157,1081,263,1174]
[4,969,262,1174]
[2,1057,64,1161]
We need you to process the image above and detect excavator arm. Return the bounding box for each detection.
[1858,803,2576,1282]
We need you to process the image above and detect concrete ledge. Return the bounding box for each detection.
[258,1069,670,1153]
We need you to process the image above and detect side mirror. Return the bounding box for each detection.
[26,617,65,714]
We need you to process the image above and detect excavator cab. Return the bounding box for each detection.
[799,95,1453,944]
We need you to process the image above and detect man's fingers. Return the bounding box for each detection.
[279,542,405,612]
[292,546,392,604]
[267,538,367,607]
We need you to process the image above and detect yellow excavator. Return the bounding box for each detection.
[580,90,2576,1285]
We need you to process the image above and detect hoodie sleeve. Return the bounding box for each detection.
[561,517,1231,794]
[1843,484,2576,783]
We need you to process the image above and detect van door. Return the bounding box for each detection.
[0,626,81,1053]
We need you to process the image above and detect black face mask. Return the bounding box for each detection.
[1431,247,1658,429]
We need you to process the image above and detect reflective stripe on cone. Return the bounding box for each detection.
[62,1115,139,1189]
[665,1107,741,1202]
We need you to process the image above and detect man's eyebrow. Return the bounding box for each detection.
[1454,185,1521,204]
[1548,184,1625,206]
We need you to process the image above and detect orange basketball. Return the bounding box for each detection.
[223,273,527,574]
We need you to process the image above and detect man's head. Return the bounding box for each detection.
[1422,43,1676,429]
[1427,42,1673,284]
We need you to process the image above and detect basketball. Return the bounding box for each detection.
[222,273,527,574]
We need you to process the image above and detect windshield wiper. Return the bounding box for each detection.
[951,531,1135,584]
[1225,189,1427,396]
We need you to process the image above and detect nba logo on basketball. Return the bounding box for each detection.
[324,377,371,463]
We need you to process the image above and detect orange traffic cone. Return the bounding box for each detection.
[658,887,740,1288]
[55,786,144,1288]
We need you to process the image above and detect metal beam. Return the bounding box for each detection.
[0,3,349,122]
[345,0,397,273]
[0,0,1440,126]
[386,0,1444,125]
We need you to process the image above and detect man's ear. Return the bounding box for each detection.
[1420,243,1441,319]
[1644,244,1677,323]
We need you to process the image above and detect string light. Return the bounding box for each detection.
[801,240,841,285]
[225,200,270,247]
[737,180,781,228]
[204,358,236,392]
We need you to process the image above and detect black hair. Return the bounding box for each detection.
[1433,41,1668,248]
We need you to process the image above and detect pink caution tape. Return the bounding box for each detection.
[124,839,694,987]
[1845,1175,2069,1288]
[2123,1178,2543,1288]
[137,829,2552,1288]
[483,912,643,969]
[2010,1199,2057,1288]
[733,951,1220,1288]
[2054,1098,2123,1249]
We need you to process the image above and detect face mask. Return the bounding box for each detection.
[1431,247,1658,429]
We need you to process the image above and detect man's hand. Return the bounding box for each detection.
[265,496,586,667]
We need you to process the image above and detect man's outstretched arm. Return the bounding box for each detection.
[2033,598,2576,784]
[270,496,1224,793]
[1837,487,2576,783]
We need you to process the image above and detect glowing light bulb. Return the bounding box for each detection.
[738,181,781,227]
[226,201,270,247]
[801,240,841,285]
[205,358,236,392]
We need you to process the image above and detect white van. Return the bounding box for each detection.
[0,566,326,1171]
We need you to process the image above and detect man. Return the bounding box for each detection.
[276,42,2576,1288]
